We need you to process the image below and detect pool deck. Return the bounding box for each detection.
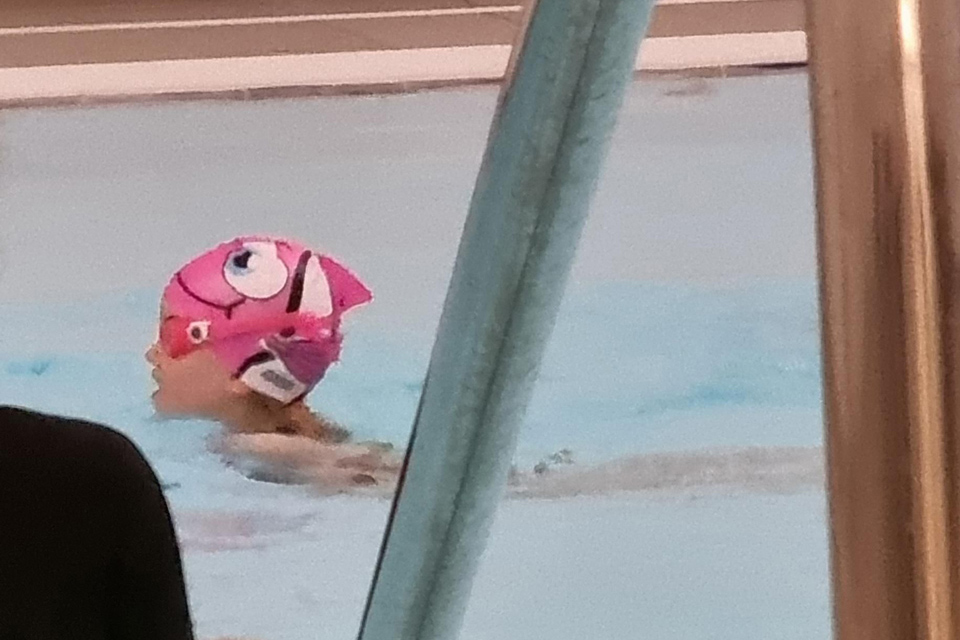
[0,0,807,107]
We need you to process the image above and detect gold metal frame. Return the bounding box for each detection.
[807,0,960,636]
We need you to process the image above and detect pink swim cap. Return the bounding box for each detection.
[160,236,372,404]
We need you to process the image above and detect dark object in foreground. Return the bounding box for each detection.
[0,406,194,640]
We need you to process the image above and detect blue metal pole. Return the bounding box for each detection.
[357,2,656,639]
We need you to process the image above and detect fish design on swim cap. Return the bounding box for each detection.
[160,236,372,404]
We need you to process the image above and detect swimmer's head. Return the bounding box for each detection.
[148,236,371,417]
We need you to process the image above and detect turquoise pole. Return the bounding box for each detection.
[357,2,656,639]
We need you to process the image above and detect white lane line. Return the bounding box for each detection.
[0,46,512,101]
[641,31,807,69]
[0,33,808,103]
[0,6,524,37]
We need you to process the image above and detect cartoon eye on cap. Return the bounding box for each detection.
[224,241,289,300]
[187,320,211,345]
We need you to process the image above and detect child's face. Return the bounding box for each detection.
[145,341,239,418]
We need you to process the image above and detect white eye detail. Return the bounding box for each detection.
[224,241,289,299]
[187,321,211,345]
[299,255,333,317]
